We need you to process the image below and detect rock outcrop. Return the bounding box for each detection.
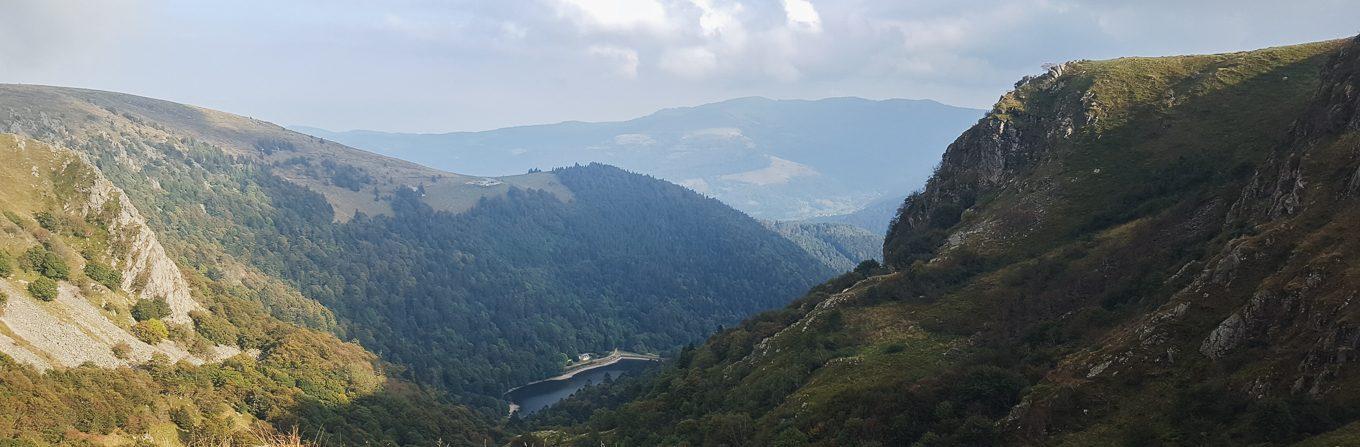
[0,134,228,370]
[61,154,199,324]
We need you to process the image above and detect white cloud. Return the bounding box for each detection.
[589,45,641,78]
[781,0,822,33]
[660,47,719,79]
[691,0,745,38]
[556,0,671,32]
[6,0,1356,132]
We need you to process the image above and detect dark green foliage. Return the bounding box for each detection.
[22,247,69,280]
[32,211,60,232]
[83,262,121,290]
[853,259,884,276]
[131,297,171,321]
[320,159,371,191]
[0,252,12,278]
[195,161,829,408]
[253,138,296,155]
[27,277,57,301]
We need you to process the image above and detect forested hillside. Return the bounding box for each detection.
[520,37,1360,446]
[0,85,832,417]
[0,134,490,445]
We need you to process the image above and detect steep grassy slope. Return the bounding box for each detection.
[0,85,833,414]
[294,97,984,221]
[0,135,490,446]
[524,37,1360,446]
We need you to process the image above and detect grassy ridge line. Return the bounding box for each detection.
[517,38,1359,446]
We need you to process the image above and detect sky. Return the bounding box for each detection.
[1,0,1356,133]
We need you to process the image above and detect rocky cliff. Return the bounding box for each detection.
[0,134,227,369]
[542,36,1360,446]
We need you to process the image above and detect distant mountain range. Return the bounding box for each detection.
[293,97,983,222]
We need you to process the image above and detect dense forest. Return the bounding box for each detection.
[227,162,832,408]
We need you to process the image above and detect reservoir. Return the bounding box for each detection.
[506,357,656,417]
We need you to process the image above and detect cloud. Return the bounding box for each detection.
[0,0,144,72]
[3,0,1355,132]
[691,0,745,39]
[781,0,822,33]
[556,0,672,32]
[660,47,719,79]
[589,45,641,78]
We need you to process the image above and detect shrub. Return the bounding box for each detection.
[23,247,69,280]
[83,262,122,290]
[132,319,169,344]
[0,252,12,278]
[32,212,62,232]
[111,342,131,359]
[131,297,172,321]
[28,277,59,301]
[191,310,239,346]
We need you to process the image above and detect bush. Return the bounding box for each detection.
[111,342,131,359]
[23,247,69,280]
[28,277,59,301]
[132,319,169,344]
[32,212,61,232]
[131,297,171,321]
[0,252,12,278]
[83,262,122,290]
[191,310,239,346]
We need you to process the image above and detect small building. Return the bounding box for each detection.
[578,353,592,362]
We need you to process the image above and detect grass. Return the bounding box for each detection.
[568,37,1360,446]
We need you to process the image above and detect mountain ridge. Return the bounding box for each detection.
[291,96,984,221]
[517,36,1360,446]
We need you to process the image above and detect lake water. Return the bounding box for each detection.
[506,358,653,417]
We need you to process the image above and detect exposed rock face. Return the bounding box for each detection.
[66,158,199,324]
[883,61,1097,265]
[0,134,227,370]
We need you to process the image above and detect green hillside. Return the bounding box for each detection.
[521,37,1360,446]
[0,85,833,417]
[0,135,490,445]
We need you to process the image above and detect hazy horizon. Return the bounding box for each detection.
[3,0,1356,133]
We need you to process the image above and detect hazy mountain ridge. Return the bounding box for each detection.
[0,84,571,223]
[519,37,1360,446]
[293,96,983,221]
